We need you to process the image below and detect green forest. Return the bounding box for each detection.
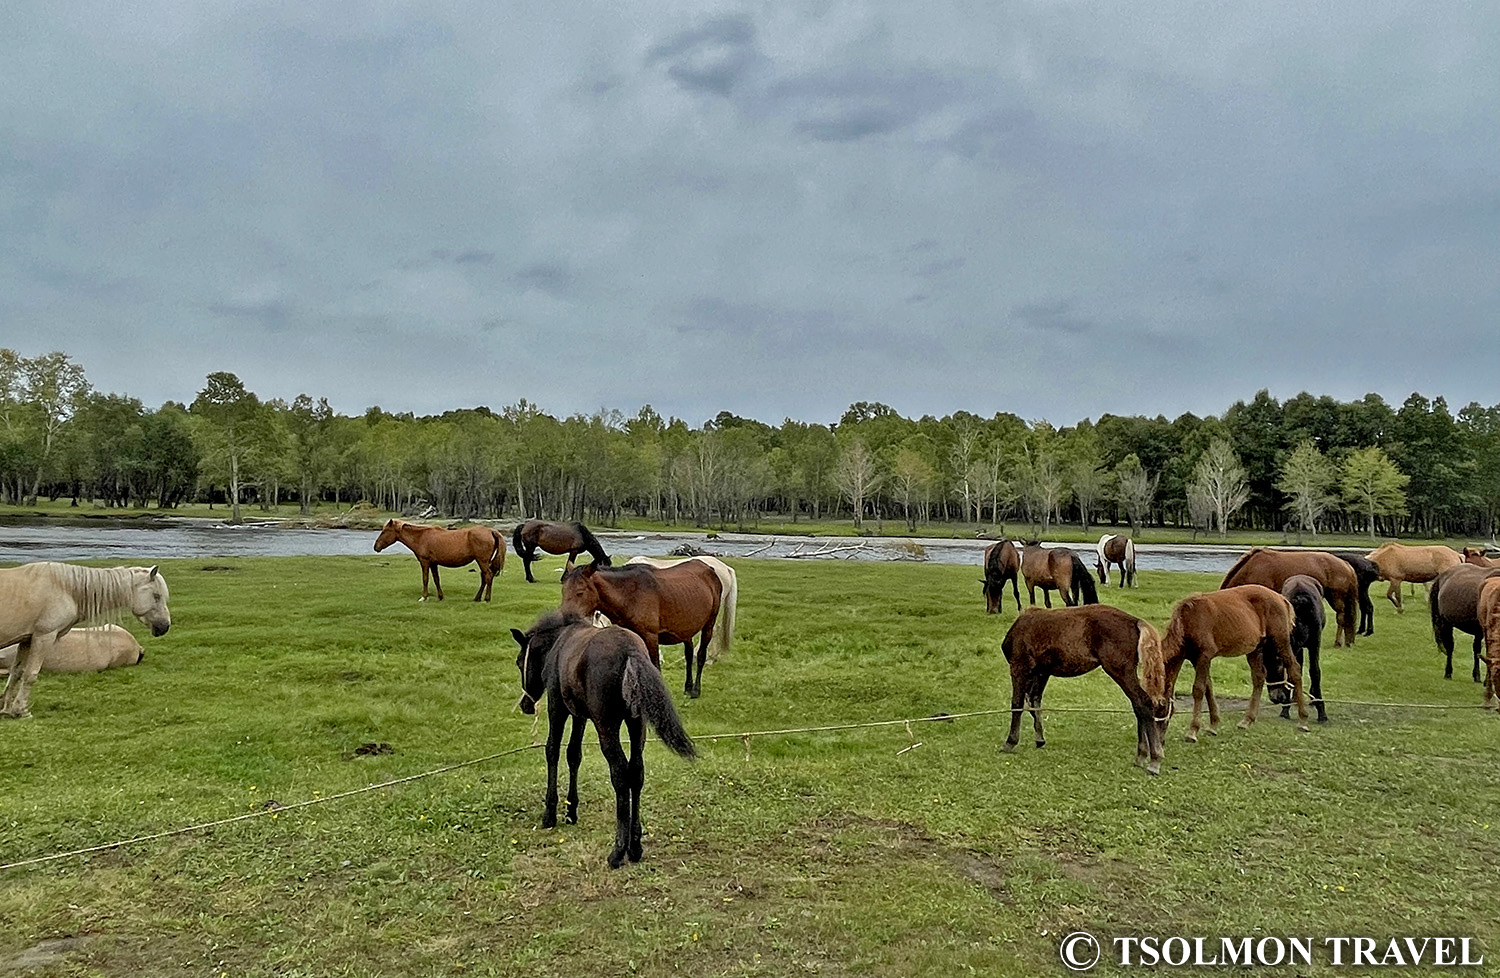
[2,349,1496,539]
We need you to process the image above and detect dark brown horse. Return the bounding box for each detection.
[1094,533,1137,588]
[1479,578,1500,710]
[512,520,611,583]
[1334,552,1378,636]
[511,610,695,868]
[1280,575,1329,723]
[999,605,1169,775]
[373,520,505,601]
[1163,584,1308,742]
[980,540,1021,614]
[1220,548,1359,647]
[1020,543,1098,608]
[559,562,722,698]
[1429,563,1500,682]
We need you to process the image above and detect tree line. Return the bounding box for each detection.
[2,349,1496,540]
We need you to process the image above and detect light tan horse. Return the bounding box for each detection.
[1479,578,1500,710]
[374,519,506,602]
[0,563,170,718]
[1365,543,1461,613]
[1,625,143,675]
[626,555,736,662]
[1462,547,1500,569]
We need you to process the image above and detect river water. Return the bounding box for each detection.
[0,517,1255,574]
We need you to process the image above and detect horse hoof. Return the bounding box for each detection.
[1207,728,1220,737]
[628,844,643,863]
[689,689,701,699]
[1317,715,1330,724]
[1146,763,1161,777]
[1184,733,1198,743]
[1298,724,1310,733]
[1034,740,1045,749]
[1236,721,1250,730]
[607,849,628,869]
[541,815,557,830]
[565,811,578,825]
[1001,742,1017,754]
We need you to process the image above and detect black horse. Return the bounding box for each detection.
[512,610,695,868]
[980,539,1022,614]
[511,520,611,583]
[1335,553,1379,636]
[1280,575,1329,723]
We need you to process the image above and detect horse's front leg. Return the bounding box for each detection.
[596,720,633,868]
[1386,579,1403,613]
[1204,669,1221,735]
[1042,587,1052,609]
[541,698,568,829]
[626,717,646,863]
[1,637,44,718]
[1241,654,1265,730]
[1185,661,1208,743]
[1009,577,1020,612]
[643,633,660,669]
[1308,635,1326,723]
[431,564,444,600]
[565,715,587,824]
[419,561,431,601]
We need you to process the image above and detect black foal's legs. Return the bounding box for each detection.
[541,696,568,828]
[565,715,586,824]
[626,718,646,862]
[596,721,633,868]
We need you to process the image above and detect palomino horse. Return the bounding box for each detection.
[626,556,736,662]
[560,562,722,698]
[1478,578,1500,710]
[374,519,505,602]
[1365,543,1461,613]
[512,520,611,583]
[512,610,695,868]
[1094,533,1137,588]
[1280,575,1329,723]
[1335,553,1379,636]
[980,540,1021,614]
[1428,563,1500,682]
[1220,548,1359,647]
[999,605,1169,775]
[1,625,143,676]
[1020,543,1098,608]
[1162,584,1308,742]
[1462,546,1500,569]
[0,562,170,718]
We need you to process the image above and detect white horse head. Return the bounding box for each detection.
[130,566,171,637]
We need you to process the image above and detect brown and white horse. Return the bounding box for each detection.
[1095,533,1137,588]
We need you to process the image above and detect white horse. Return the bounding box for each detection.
[0,563,170,718]
[1095,534,1137,588]
[0,625,144,676]
[626,555,737,662]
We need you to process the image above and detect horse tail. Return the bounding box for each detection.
[1072,553,1098,604]
[575,522,611,566]
[623,654,696,759]
[512,522,531,561]
[490,529,506,573]
[709,563,736,662]
[1124,538,1136,582]
[1220,547,1260,589]
[1095,535,1110,584]
[1429,569,1445,647]
[1136,620,1166,701]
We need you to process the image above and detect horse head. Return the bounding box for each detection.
[511,626,546,715]
[373,520,401,552]
[558,563,600,617]
[1260,649,1294,706]
[131,566,171,637]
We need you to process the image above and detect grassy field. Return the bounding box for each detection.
[1,554,1497,976]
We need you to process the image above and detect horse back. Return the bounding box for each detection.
[650,561,722,634]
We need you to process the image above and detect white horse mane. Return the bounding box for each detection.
[42,563,140,627]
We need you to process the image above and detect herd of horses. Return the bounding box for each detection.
[4,522,1499,867]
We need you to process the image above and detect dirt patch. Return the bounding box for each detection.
[2,936,90,971]
[796,814,1013,902]
[200,564,239,572]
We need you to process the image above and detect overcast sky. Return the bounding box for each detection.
[2,2,1495,427]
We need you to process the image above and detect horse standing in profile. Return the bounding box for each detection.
[560,562,723,698]
[626,555,736,662]
[1095,533,1137,588]
[999,605,1169,775]
[980,540,1021,614]
[512,520,611,583]
[1020,542,1098,608]
[0,562,171,718]
[512,610,696,868]
[1365,543,1461,613]
[1220,548,1359,647]
[1428,563,1500,682]
[1162,584,1308,742]
[373,520,506,602]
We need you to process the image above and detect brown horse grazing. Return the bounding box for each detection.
[1020,543,1099,608]
[511,610,695,868]
[512,520,611,583]
[559,562,722,698]
[1162,584,1308,742]
[1094,533,1137,588]
[1478,578,1500,710]
[980,540,1022,614]
[1428,563,1500,682]
[1462,546,1500,569]
[1280,575,1329,723]
[1334,553,1379,637]
[1365,543,1461,613]
[999,605,1169,775]
[373,520,505,602]
[1220,548,1359,648]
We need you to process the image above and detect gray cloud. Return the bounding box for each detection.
[647,15,760,96]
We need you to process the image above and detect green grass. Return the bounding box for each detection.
[2,555,1497,976]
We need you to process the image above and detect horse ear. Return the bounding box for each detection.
[148,565,160,580]
[510,628,527,648]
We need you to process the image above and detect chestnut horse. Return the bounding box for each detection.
[559,562,722,698]
[980,540,1021,614]
[1220,548,1359,647]
[1478,578,1500,710]
[1335,553,1379,636]
[1428,563,1500,682]
[1462,546,1500,569]
[999,605,1168,775]
[511,610,695,868]
[512,520,611,583]
[373,519,506,602]
[1094,533,1137,588]
[1162,584,1308,742]
[1020,543,1098,608]
[1365,543,1461,613]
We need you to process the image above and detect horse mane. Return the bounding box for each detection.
[1163,595,1196,655]
[1219,547,1263,588]
[43,564,136,626]
[1136,620,1166,700]
[573,523,611,566]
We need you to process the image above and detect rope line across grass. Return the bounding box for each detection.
[2,697,1491,872]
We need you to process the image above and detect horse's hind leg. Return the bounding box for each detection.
[1386,579,1402,612]
[596,721,633,868]
[1241,654,1265,730]
[1028,674,1049,748]
[473,564,490,602]
[565,715,587,824]
[1,638,42,718]
[1009,576,1020,612]
[1473,633,1485,684]
[1308,634,1326,723]
[626,717,645,863]
[1003,666,1029,752]
[431,565,444,601]
[682,638,695,697]
[1438,623,1455,679]
[691,622,713,699]
[419,561,431,601]
[541,700,568,829]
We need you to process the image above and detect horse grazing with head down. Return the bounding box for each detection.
[512,610,696,868]
[1428,563,1500,682]
[0,562,170,718]
[512,520,611,583]
[1162,584,1308,742]
[980,540,1021,614]
[1220,548,1359,648]
[999,605,1169,775]
[1020,543,1098,608]
[1334,553,1379,636]
[1280,575,1329,723]
[1095,534,1137,588]
[374,520,506,602]
[560,562,722,698]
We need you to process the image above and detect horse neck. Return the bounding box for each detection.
[50,564,135,624]
[397,523,432,550]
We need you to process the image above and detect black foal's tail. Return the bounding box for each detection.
[575,522,611,566]
[1072,553,1099,605]
[623,654,696,759]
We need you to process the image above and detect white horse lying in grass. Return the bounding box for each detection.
[0,563,170,718]
[626,555,737,662]
[1,624,144,676]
